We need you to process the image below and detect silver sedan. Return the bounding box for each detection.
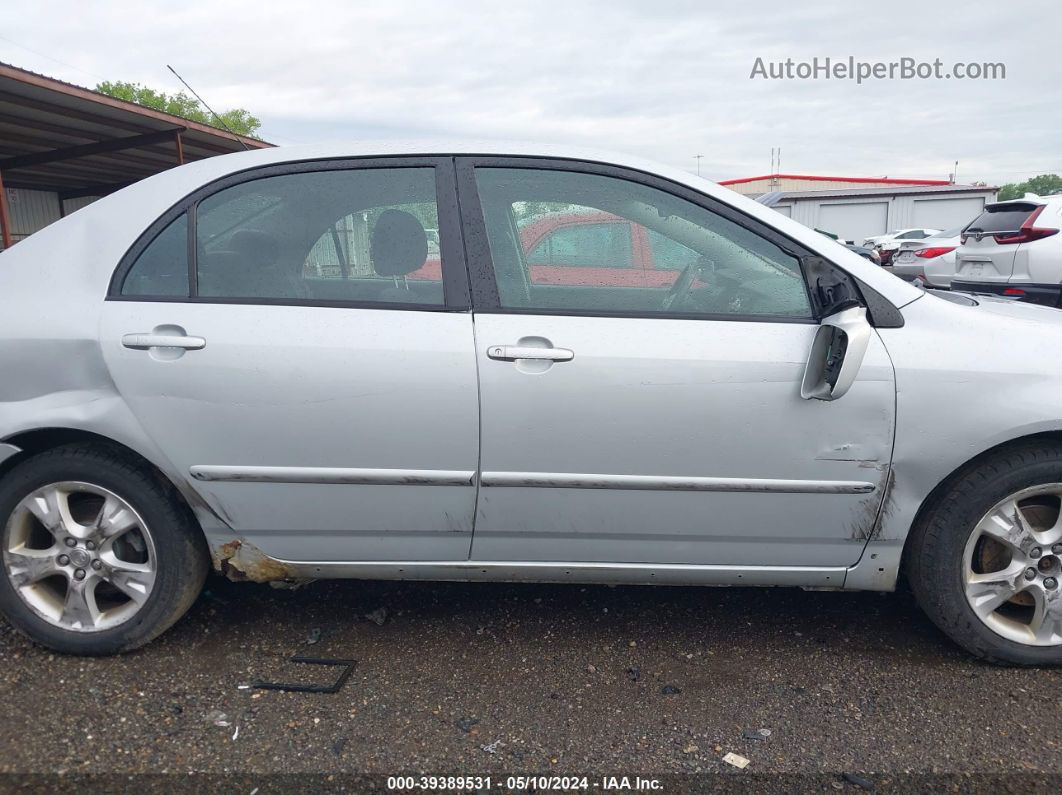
[1,143,1060,664]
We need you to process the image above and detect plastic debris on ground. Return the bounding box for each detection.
[205,709,231,728]
[722,752,750,769]
[481,739,505,754]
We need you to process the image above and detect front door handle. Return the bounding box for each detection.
[487,345,574,362]
[122,333,206,351]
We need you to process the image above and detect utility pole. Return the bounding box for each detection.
[694,154,703,176]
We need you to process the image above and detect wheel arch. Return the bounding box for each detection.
[0,427,218,540]
[898,430,1062,577]
[848,430,1062,591]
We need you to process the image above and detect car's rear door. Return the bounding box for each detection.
[100,158,479,563]
[459,158,896,569]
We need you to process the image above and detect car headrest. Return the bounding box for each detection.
[228,230,279,266]
[370,210,428,277]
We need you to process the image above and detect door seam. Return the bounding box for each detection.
[453,155,485,560]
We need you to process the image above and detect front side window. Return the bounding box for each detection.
[526,219,633,269]
[195,167,444,306]
[474,168,812,319]
[646,229,700,270]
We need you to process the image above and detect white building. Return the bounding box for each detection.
[720,174,998,243]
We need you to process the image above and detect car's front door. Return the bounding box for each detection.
[460,159,896,568]
[100,159,479,562]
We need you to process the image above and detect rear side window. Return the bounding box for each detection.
[194,168,445,306]
[966,204,1039,234]
[121,214,189,297]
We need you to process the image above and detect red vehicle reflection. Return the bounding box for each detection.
[410,212,695,286]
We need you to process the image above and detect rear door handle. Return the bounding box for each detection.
[487,345,574,362]
[122,333,206,351]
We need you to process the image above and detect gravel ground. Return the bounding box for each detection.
[0,576,1059,790]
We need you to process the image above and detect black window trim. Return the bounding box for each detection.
[454,156,902,327]
[108,156,472,312]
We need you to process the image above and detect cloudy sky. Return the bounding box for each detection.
[1,0,1057,185]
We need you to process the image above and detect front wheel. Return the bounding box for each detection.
[0,445,209,655]
[908,442,1062,665]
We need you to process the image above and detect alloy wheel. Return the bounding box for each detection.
[2,481,157,632]
[963,484,1062,646]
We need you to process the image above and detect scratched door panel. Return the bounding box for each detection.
[471,314,895,567]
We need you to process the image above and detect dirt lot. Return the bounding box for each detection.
[0,576,1059,791]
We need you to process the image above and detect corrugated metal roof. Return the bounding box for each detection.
[0,61,271,197]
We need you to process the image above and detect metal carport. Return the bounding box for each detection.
[0,61,271,250]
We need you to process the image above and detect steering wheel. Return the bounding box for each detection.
[661,262,700,312]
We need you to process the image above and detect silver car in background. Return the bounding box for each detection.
[890,227,962,286]
[1,143,1061,665]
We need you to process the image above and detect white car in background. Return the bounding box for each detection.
[889,227,962,286]
[864,228,943,265]
[950,195,1062,306]
[863,228,942,249]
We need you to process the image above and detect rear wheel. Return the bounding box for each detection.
[908,442,1062,665]
[0,445,208,655]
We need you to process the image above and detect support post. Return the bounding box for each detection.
[174,130,185,166]
[0,169,13,250]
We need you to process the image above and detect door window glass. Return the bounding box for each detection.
[474,168,812,318]
[121,214,189,297]
[195,168,444,305]
[527,219,632,268]
[646,229,700,270]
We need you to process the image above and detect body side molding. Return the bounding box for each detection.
[190,466,475,486]
[479,471,875,494]
[191,466,875,494]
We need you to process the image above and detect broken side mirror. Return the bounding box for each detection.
[800,306,871,401]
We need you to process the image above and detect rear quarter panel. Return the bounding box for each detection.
[0,171,238,540]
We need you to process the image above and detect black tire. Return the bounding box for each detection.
[907,441,1062,666]
[0,444,209,655]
